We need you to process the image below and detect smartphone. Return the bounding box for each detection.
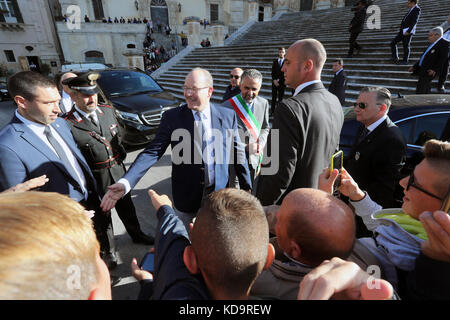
[330,151,343,192]
[139,252,155,273]
[441,189,450,214]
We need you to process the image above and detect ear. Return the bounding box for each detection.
[263,243,275,270]
[289,240,302,261]
[183,245,200,274]
[379,103,388,114]
[14,95,26,109]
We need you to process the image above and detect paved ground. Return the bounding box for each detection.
[0,100,172,300]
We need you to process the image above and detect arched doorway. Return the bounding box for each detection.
[85,50,105,64]
[150,0,169,28]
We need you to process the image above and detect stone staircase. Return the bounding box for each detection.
[155,0,450,106]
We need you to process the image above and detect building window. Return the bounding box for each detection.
[85,50,105,64]
[92,0,105,20]
[127,44,136,49]
[210,4,218,22]
[4,50,15,62]
[0,0,23,23]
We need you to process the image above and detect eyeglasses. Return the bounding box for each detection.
[353,102,383,109]
[230,75,240,79]
[406,173,444,201]
[183,86,209,94]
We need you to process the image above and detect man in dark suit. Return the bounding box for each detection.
[347,1,367,58]
[391,0,421,64]
[0,71,118,273]
[328,58,347,106]
[101,68,252,227]
[345,87,406,237]
[256,39,344,206]
[63,72,154,245]
[438,16,450,92]
[222,67,242,102]
[271,47,286,115]
[409,27,449,94]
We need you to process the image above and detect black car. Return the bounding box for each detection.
[96,68,180,147]
[340,94,450,174]
[0,81,11,102]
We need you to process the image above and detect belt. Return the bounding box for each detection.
[91,154,120,170]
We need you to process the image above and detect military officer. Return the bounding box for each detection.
[62,72,154,253]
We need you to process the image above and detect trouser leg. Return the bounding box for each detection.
[402,34,412,62]
[391,32,402,60]
[416,75,432,94]
[114,193,145,239]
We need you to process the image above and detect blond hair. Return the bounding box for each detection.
[0,192,100,299]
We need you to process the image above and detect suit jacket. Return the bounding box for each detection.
[138,205,210,300]
[256,82,344,206]
[349,6,366,33]
[328,69,347,106]
[123,103,252,213]
[400,5,421,34]
[412,38,449,77]
[222,95,270,168]
[0,115,98,201]
[222,85,241,102]
[272,58,285,87]
[345,117,406,208]
[64,105,128,194]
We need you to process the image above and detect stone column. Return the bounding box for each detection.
[274,0,289,15]
[123,50,144,70]
[263,4,273,21]
[247,0,258,22]
[186,18,201,47]
[211,23,225,46]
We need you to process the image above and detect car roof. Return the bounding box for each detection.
[344,94,450,121]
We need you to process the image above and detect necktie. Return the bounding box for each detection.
[88,113,98,127]
[44,125,83,192]
[196,111,213,187]
[357,127,370,145]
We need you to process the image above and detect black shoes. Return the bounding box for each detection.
[131,233,155,245]
[438,86,446,93]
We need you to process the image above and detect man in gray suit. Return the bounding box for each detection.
[223,69,270,188]
[256,39,344,206]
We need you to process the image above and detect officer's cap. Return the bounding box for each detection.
[62,72,101,95]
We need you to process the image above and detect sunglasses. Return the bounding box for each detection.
[353,102,383,109]
[406,174,444,201]
[230,75,240,79]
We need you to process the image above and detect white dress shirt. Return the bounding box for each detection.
[293,80,322,97]
[367,114,388,133]
[60,90,74,114]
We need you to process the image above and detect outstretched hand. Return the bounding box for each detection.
[4,175,49,193]
[298,257,394,300]
[100,183,125,211]
[148,189,172,211]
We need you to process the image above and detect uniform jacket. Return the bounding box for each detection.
[64,104,127,194]
[346,117,407,208]
[0,115,98,201]
[412,38,449,76]
[123,103,252,213]
[256,82,344,206]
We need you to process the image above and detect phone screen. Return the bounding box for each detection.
[140,252,155,272]
[330,151,343,191]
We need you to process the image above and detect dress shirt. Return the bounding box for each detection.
[335,68,344,76]
[193,104,215,187]
[293,80,322,97]
[60,90,73,114]
[15,110,88,198]
[74,105,99,125]
[366,114,387,134]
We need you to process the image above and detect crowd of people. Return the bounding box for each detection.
[0,1,449,302]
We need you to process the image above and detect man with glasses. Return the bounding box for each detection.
[222,68,243,102]
[346,87,406,237]
[101,68,252,229]
[320,139,450,297]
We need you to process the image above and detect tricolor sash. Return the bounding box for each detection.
[228,94,263,173]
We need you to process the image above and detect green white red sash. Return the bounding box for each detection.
[228,94,263,173]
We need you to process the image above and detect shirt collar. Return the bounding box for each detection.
[191,103,211,120]
[74,105,98,120]
[293,80,321,96]
[367,114,387,132]
[336,68,343,76]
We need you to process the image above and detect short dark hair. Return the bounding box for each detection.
[7,71,56,101]
[278,47,285,51]
[190,189,269,297]
[360,86,392,109]
[409,0,418,4]
[334,58,344,66]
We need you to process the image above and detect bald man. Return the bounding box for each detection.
[256,39,344,206]
[101,68,252,228]
[222,67,243,102]
[59,72,77,114]
[250,188,380,300]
